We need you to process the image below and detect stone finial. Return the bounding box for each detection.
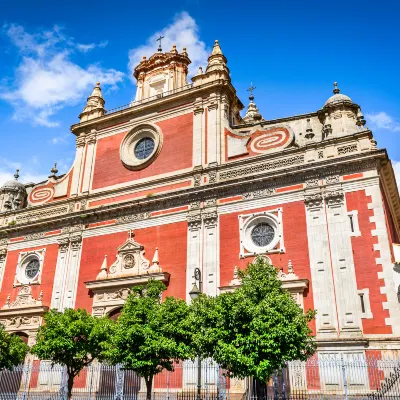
[181,47,188,57]
[211,40,223,55]
[5,294,10,307]
[333,81,340,95]
[49,163,58,179]
[229,266,242,286]
[148,247,162,273]
[205,40,230,76]
[79,82,106,122]
[288,260,294,274]
[197,66,203,75]
[96,255,108,280]
[38,290,43,302]
[243,83,262,123]
[14,169,20,180]
[170,44,178,54]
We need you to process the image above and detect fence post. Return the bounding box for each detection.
[217,367,226,400]
[341,355,349,400]
[115,363,125,400]
[21,361,31,400]
[59,366,68,400]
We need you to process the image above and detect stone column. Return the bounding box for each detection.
[202,210,218,296]
[0,247,7,292]
[193,101,204,168]
[81,131,97,194]
[304,192,338,335]
[186,212,203,302]
[69,134,86,197]
[207,101,218,166]
[324,189,362,335]
[62,234,83,309]
[50,237,70,310]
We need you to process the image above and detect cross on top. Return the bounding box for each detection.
[247,83,256,96]
[157,35,165,52]
[128,229,134,240]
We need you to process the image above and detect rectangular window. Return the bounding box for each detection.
[357,289,372,318]
[347,211,361,237]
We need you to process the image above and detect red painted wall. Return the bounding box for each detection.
[346,190,392,334]
[219,201,316,333]
[92,113,193,190]
[0,244,59,309]
[75,222,188,312]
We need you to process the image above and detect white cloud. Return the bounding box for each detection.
[128,11,209,80]
[393,161,400,187]
[0,157,47,185]
[1,24,123,127]
[365,112,400,132]
[77,40,108,53]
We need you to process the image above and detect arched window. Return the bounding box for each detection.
[14,331,29,344]
[108,307,122,321]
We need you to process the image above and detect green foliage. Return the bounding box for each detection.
[190,257,316,383]
[0,324,29,370]
[32,308,112,398]
[103,280,193,398]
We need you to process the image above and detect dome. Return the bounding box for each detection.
[324,82,353,106]
[1,170,25,192]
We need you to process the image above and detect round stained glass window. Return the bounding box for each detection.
[134,137,155,160]
[251,223,275,247]
[25,259,40,280]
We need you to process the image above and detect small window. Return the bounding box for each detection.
[357,289,372,318]
[134,137,155,160]
[347,211,361,237]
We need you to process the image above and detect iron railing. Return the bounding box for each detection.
[105,84,194,115]
[1,355,400,400]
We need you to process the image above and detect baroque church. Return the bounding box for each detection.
[0,39,400,370]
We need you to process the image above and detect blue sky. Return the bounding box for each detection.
[0,0,399,185]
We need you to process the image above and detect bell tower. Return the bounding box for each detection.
[133,39,191,102]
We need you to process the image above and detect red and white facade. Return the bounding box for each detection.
[0,39,400,364]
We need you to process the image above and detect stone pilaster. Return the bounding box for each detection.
[193,100,204,168]
[202,210,218,296]
[81,130,97,194]
[304,192,338,336]
[324,189,362,336]
[50,237,70,310]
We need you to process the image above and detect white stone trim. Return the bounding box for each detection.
[0,251,8,292]
[203,214,219,295]
[238,208,284,258]
[8,237,59,251]
[62,238,82,309]
[14,249,46,286]
[186,218,203,302]
[120,123,163,171]
[357,288,373,319]
[347,210,361,237]
[365,185,400,334]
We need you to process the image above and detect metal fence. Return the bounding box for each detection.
[1,355,400,400]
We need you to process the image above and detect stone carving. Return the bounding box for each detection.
[204,198,217,207]
[70,234,82,250]
[243,188,275,200]
[96,230,159,279]
[220,155,304,181]
[117,212,150,224]
[208,170,218,184]
[305,178,319,188]
[318,151,324,159]
[304,193,324,209]
[3,286,43,309]
[325,175,340,184]
[80,199,87,211]
[277,260,299,281]
[16,206,68,224]
[25,232,45,241]
[193,174,201,187]
[337,144,358,155]
[202,211,218,226]
[324,189,344,206]
[0,316,40,328]
[229,266,241,286]
[0,238,8,247]
[57,237,70,253]
[190,201,201,209]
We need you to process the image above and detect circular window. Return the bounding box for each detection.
[134,137,155,160]
[251,223,275,247]
[241,213,281,255]
[25,258,40,280]
[120,124,163,170]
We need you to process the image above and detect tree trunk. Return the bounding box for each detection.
[254,377,267,400]
[67,372,74,400]
[145,375,153,400]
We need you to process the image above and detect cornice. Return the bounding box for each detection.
[0,149,385,240]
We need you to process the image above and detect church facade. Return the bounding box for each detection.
[0,39,400,363]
